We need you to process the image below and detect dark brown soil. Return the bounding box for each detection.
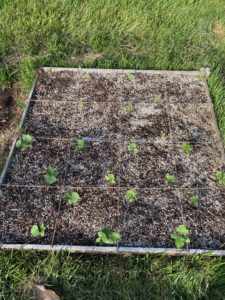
[65,140,120,187]
[119,141,176,187]
[1,69,225,250]
[0,186,61,244]
[54,188,124,245]
[170,103,217,143]
[180,188,225,249]
[175,143,224,188]
[5,138,70,185]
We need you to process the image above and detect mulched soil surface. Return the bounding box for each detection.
[1,69,225,250]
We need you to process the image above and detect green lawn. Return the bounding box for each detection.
[0,0,225,299]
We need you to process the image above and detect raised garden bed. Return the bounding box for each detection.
[0,68,225,255]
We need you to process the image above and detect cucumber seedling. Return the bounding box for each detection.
[165,173,175,184]
[44,165,58,185]
[189,194,199,207]
[128,143,138,154]
[216,171,225,186]
[126,189,138,202]
[31,222,45,238]
[181,142,193,154]
[171,224,190,248]
[74,139,85,151]
[105,173,116,185]
[96,227,121,244]
[63,191,80,204]
[16,134,33,150]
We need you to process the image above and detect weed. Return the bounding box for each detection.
[126,189,138,202]
[171,224,190,248]
[31,223,45,238]
[124,101,133,112]
[165,173,175,184]
[127,71,134,80]
[216,171,225,185]
[182,142,193,154]
[128,143,138,154]
[74,139,85,151]
[154,93,162,101]
[96,227,121,244]
[78,100,84,108]
[63,191,80,204]
[16,134,32,150]
[0,190,3,198]
[189,195,199,207]
[44,165,58,185]
[160,131,166,138]
[82,73,90,80]
[105,173,116,185]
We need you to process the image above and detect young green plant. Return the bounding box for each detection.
[165,173,175,184]
[63,191,80,204]
[16,134,33,150]
[171,224,190,248]
[189,195,199,207]
[124,101,133,112]
[44,165,58,185]
[216,171,225,186]
[96,227,121,244]
[154,93,162,102]
[128,143,138,154]
[127,71,134,80]
[105,173,116,185]
[182,142,193,154]
[126,189,138,202]
[74,139,85,151]
[31,223,45,238]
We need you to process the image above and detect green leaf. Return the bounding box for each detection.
[97,231,108,243]
[176,224,189,236]
[124,101,133,112]
[105,173,116,184]
[44,174,57,185]
[216,171,225,185]
[39,223,46,237]
[16,140,22,148]
[47,165,57,177]
[31,225,40,237]
[63,192,80,204]
[127,71,134,80]
[181,142,193,154]
[111,232,121,242]
[173,235,186,248]
[189,195,199,207]
[126,189,138,202]
[44,165,58,185]
[22,134,32,143]
[74,139,85,151]
[96,227,121,244]
[154,93,162,102]
[165,173,175,183]
[128,143,138,154]
[0,190,3,198]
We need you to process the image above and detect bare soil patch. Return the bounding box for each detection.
[1,69,225,250]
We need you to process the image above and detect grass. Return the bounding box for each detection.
[0,0,225,298]
[1,251,225,300]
